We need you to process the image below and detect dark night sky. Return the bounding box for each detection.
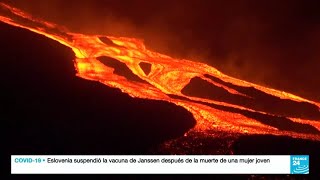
[3,0,320,101]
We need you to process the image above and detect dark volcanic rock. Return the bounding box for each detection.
[168,94,320,134]
[139,62,152,76]
[98,36,122,47]
[1,22,196,155]
[97,56,148,83]
[182,76,320,120]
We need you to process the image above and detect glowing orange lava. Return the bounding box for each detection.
[1,3,319,141]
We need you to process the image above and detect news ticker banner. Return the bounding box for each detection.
[11,155,309,174]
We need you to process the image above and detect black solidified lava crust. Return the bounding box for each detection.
[139,62,152,76]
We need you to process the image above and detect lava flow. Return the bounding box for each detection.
[1,3,320,141]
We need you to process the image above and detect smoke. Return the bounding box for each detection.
[3,0,320,101]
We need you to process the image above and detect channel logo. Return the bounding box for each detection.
[290,155,309,174]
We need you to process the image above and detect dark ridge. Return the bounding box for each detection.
[98,36,123,47]
[1,21,196,158]
[97,56,149,84]
[139,62,152,76]
[167,94,320,134]
[233,135,320,176]
[182,76,320,120]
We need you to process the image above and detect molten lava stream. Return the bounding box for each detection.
[1,3,320,141]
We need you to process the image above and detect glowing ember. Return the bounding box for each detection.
[1,3,319,141]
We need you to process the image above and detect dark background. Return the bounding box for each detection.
[3,0,320,102]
